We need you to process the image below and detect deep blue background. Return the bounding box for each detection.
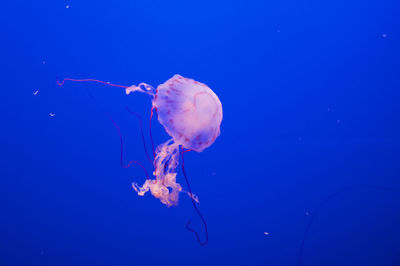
[1,0,400,265]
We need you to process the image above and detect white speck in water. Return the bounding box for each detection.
[50,113,55,117]
[66,4,70,8]
[33,90,39,95]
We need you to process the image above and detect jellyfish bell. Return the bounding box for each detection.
[127,74,223,207]
[154,75,223,152]
[126,74,223,152]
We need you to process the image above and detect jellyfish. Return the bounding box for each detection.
[126,75,223,205]
[57,74,223,245]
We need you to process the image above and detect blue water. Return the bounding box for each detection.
[1,1,400,265]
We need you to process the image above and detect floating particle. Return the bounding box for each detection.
[66,4,70,8]
[42,61,46,64]
[49,113,55,117]
[33,90,39,95]
[264,232,270,236]
[305,211,309,216]
[382,33,387,38]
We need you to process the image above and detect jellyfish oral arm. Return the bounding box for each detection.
[132,140,183,207]
[125,83,155,97]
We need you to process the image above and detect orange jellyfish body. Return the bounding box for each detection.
[126,75,223,207]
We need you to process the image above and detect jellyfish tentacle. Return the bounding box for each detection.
[103,107,151,181]
[98,100,151,181]
[125,83,157,159]
[125,107,153,165]
[181,147,209,246]
[82,86,150,182]
[149,107,156,158]
[57,78,129,89]
[57,78,151,180]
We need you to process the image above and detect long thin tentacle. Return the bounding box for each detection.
[57,78,129,89]
[149,107,156,158]
[125,107,153,165]
[181,147,209,246]
[57,77,151,181]
[85,88,151,180]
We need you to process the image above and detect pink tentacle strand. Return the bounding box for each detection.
[149,107,156,158]
[181,147,209,246]
[104,109,150,180]
[125,107,153,165]
[57,78,129,89]
[57,77,150,181]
